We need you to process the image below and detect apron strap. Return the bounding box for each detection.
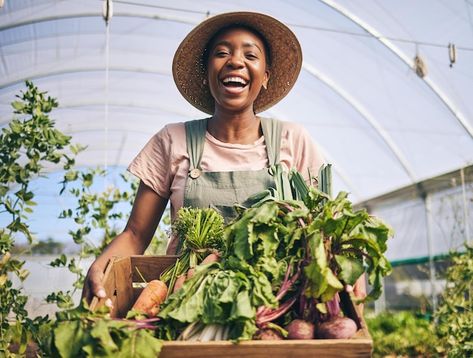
[260,117,282,166]
[185,118,208,170]
[185,117,282,169]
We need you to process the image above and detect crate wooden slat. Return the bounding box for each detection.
[91,255,373,357]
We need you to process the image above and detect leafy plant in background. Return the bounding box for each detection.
[435,243,473,357]
[0,81,82,356]
[47,160,170,310]
[366,311,438,357]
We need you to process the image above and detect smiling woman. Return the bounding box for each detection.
[206,27,270,123]
[82,11,348,305]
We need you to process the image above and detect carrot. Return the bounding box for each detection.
[186,268,195,279]
[132,279,168,316]
[186,253,219,280]
[173,274,186,293]
[201,253,220,265]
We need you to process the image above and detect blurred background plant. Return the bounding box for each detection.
[0,82,170,356]
[367,244,473,357]
[366,311,438,357]
[434,244,473,357]
[0,81,78,356]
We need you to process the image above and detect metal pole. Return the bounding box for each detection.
[424,193,437,312]
[460,167,471,244]
[374,276,386,314]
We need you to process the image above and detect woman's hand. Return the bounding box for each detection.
[82,264,113,308]
[81,181,168,305]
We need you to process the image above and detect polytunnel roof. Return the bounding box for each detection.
[1,0,473,204]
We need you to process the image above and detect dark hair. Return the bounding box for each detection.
[202,24,272,69]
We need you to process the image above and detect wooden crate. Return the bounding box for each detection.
[91,256,373,357]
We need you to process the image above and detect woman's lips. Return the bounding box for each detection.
[221,82,248,95]
[219,75,249,95]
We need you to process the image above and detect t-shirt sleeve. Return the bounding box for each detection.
[291,123,326,183]
[127,126,173,198]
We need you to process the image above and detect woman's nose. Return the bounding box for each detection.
[226,52,244,68]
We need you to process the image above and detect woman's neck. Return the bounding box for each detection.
[208,108,262,144]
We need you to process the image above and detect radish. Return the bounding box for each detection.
[285,319,314,339]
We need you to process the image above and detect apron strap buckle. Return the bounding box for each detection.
[189,168,202,179]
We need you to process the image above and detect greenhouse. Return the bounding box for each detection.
[1,0,472,356]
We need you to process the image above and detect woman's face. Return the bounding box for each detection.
[206,27,270,114]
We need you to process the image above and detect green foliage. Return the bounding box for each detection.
[48,168,171,309]
[435,244,473,357]
[158,263,262,341]
[366,311,438,357]
[304,190,393,304]
[160,207,225,291]
[0,81,81,356]
[45,302,163,357]
[158,177,393,342]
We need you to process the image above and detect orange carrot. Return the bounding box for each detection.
[201,253,220,265]
[186,268,195,279]
[186,253,219,280]
[132,279,168,316]
[173,274,186,293]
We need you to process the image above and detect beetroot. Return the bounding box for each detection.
[315,316,357,339]
[253,328,283,340]
[285,319,315,339]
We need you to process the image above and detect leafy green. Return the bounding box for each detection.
[157,167,393,341]
[303,187,393,303]
[47,302,163,357]
[159,263,263,340]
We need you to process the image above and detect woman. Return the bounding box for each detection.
[82,12,364,305]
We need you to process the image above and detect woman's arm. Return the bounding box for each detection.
[82,180,169,303]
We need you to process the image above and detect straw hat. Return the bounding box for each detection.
[172,11,303,114]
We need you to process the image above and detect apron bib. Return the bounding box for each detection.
[183,117,282,222]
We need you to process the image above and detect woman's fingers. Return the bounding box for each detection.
[82,266,109,306]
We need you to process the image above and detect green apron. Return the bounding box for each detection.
[183,117,282,222]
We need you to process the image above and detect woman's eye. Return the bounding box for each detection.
[246,53,258,60]
[214,50,229,57]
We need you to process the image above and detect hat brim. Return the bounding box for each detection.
[172,12,303,114]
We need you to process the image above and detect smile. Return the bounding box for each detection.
[219,75,249,95]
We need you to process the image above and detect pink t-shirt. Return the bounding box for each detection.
[128,120,324,249]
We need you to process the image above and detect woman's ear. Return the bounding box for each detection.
[262,70,270,90]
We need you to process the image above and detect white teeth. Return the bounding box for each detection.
[222,77,247,85]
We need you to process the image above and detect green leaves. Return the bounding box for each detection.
[334,255,364,286]
[366,311,438,357]
[173,207,225,254]
[304,232,344,302]
[434,244,473,357]
[49,303,163,357]
[302,188,393,304]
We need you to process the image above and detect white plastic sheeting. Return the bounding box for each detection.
[1,1,472,261]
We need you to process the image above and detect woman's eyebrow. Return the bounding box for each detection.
[213,40,263,53]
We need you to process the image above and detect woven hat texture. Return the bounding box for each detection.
[172,11,303,114]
